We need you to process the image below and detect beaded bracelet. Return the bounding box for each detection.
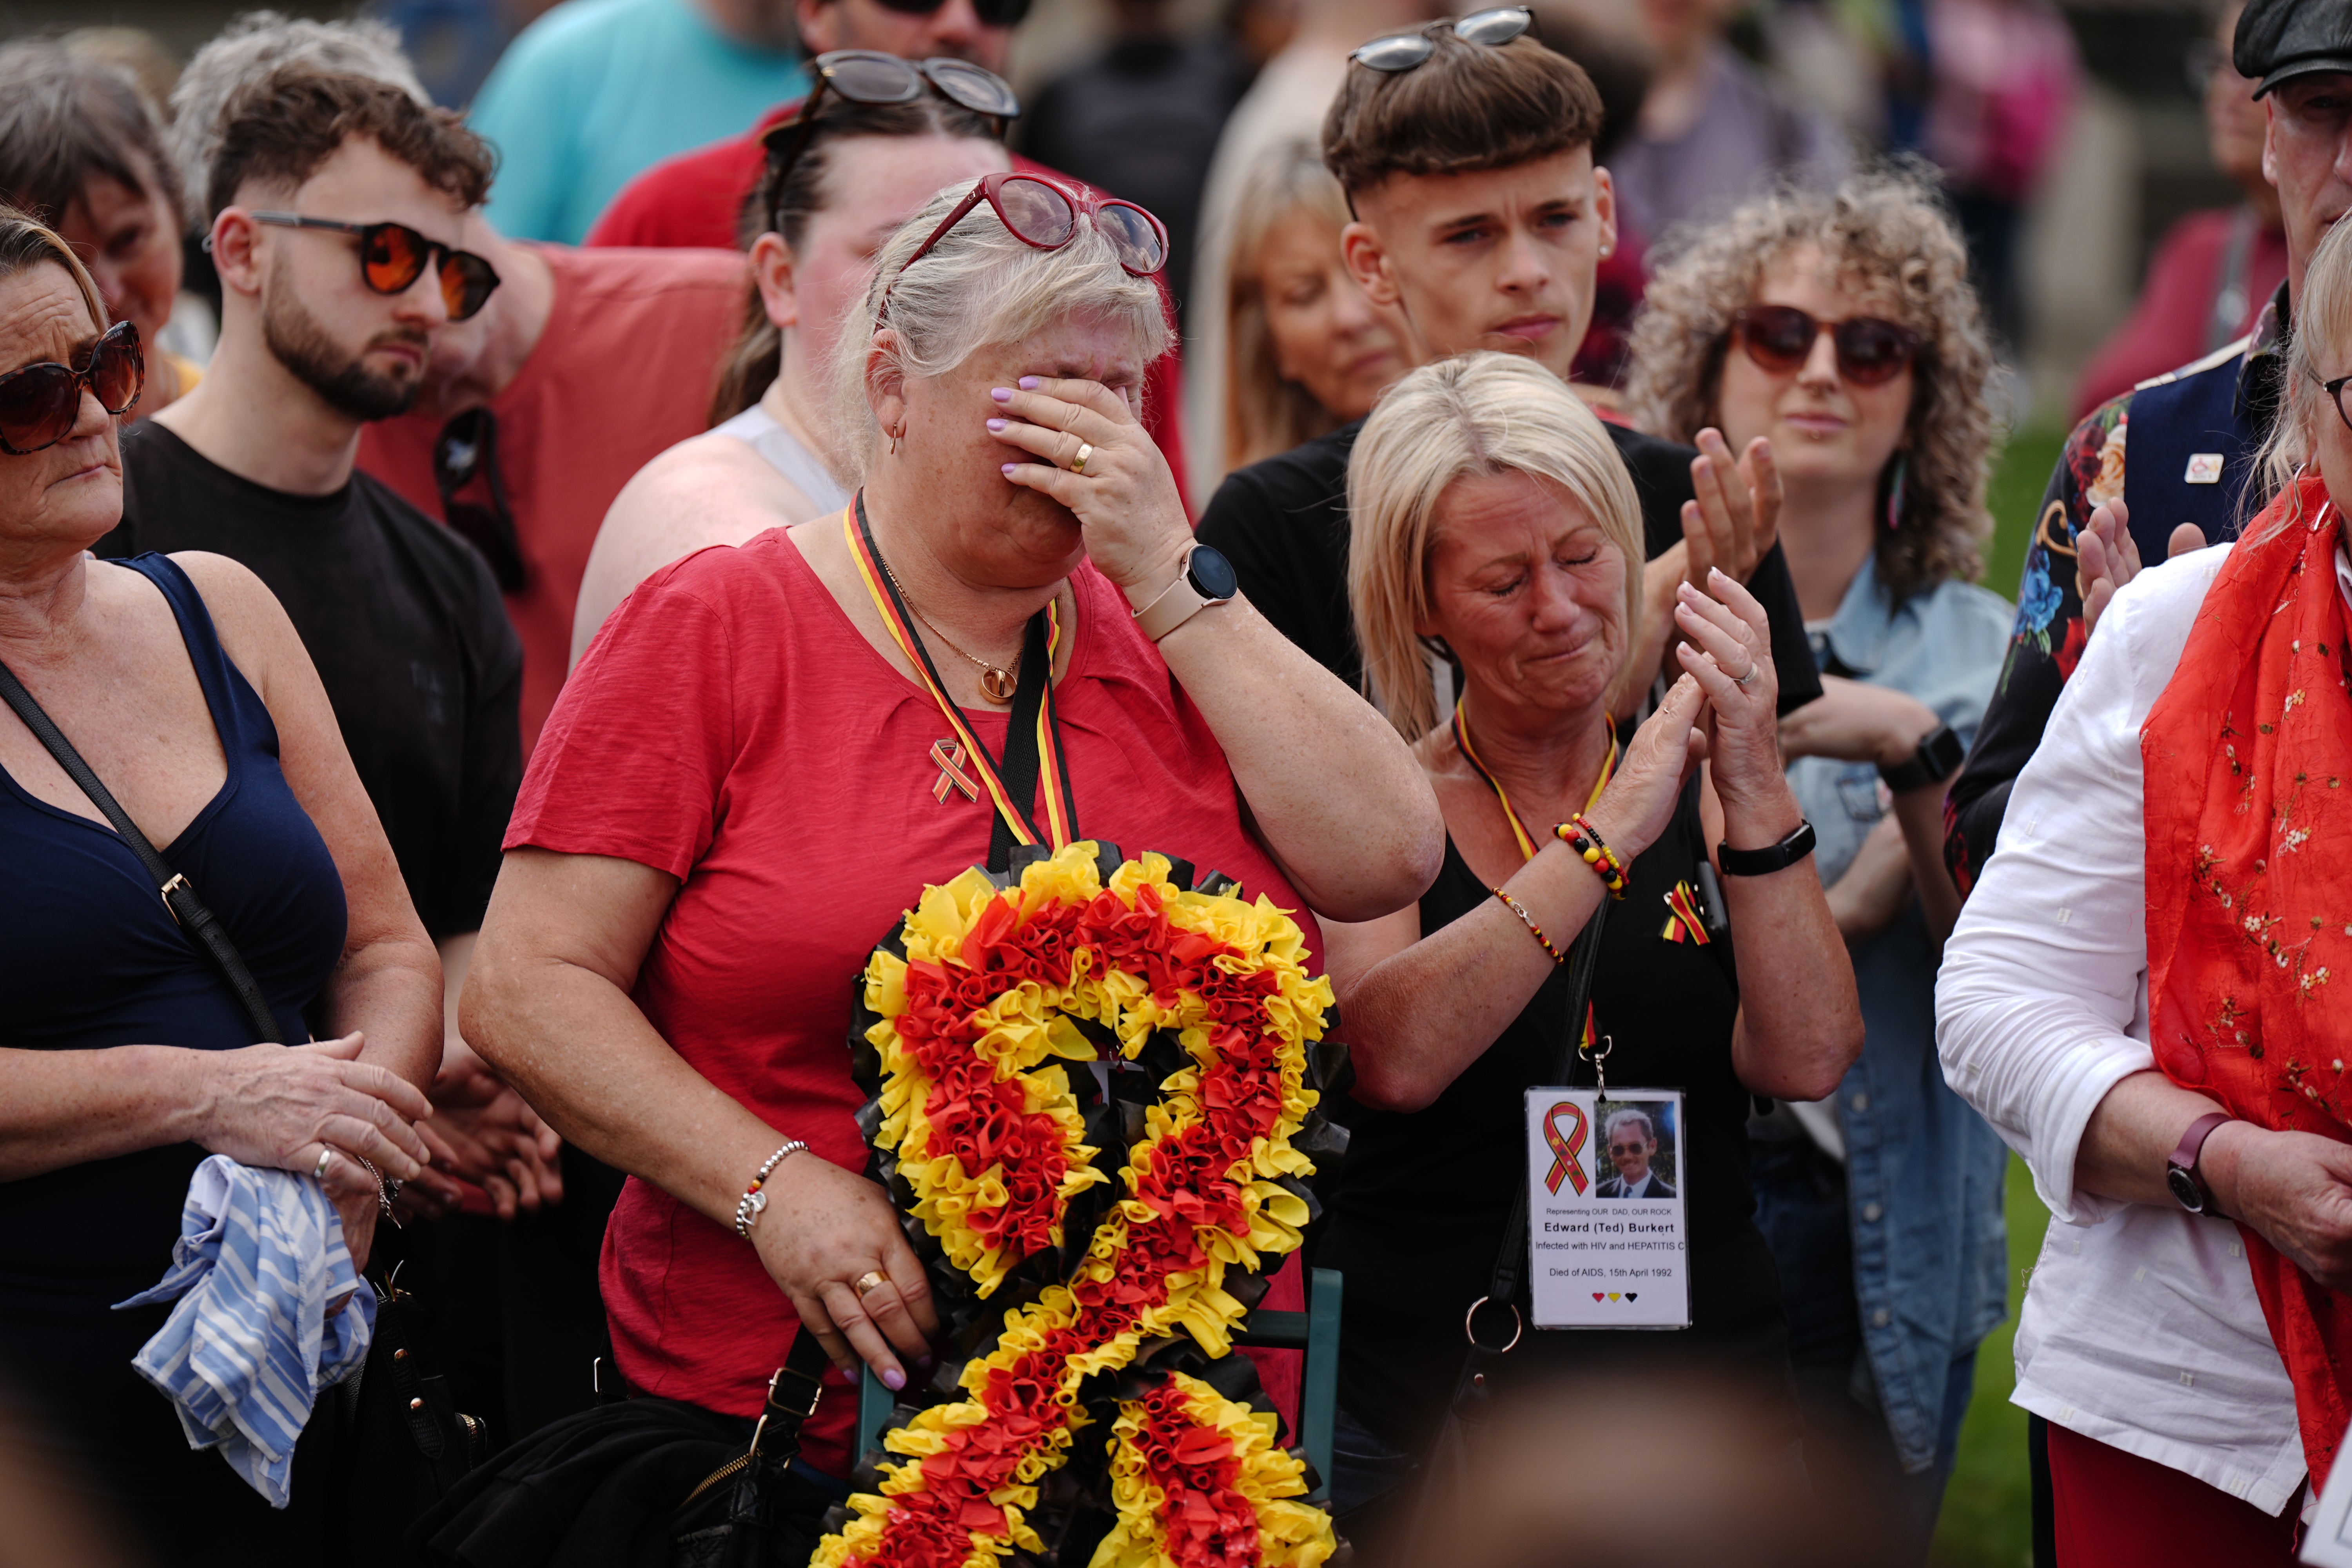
[1556,812,1631,898]
[734,1139,808,1239]
[1492,887,1565,964]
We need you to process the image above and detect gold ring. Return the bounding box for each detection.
[312,1147,333,1181]
[853,1269,889,1298]
[1071,442,1093,475]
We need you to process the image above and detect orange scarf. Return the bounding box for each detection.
[2143,470,2352,1488]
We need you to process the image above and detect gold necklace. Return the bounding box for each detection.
[880,560,1021,703]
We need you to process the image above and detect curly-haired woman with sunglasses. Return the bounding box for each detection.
[0,207,441,1561]
[461,171,1442,1539]
[1625,168,2013,1555]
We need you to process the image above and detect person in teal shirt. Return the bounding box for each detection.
[468,0,805,243]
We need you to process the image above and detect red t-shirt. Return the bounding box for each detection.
[584,104,1190,513]
[2071,205,2289,420]
[505,524,1318,1471]
[358,243,748,755]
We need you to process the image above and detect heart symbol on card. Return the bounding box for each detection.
[1626,1292,1638,1301]
[1608,1292,1621,1302]
[1592,1292,1604,1301]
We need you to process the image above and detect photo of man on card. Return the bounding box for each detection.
[1595,1105,1677,1199]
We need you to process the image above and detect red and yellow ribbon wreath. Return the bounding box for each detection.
[821,842,1341,1568]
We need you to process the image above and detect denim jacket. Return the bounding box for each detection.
[1786,558,2014,1472]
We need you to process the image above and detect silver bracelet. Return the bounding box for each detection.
[733,1140,807,1240]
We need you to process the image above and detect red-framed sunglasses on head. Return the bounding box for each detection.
[877,172,1169,321]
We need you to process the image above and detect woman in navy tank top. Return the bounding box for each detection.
[0,216,442,1561]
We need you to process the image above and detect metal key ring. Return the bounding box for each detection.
[1464,1294,1524,1354]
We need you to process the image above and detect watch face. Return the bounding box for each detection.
[1187,544,1238,602]
[2166,1163,2207,1214]
[1922,725,1968,778]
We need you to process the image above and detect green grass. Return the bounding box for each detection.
[1929,1156,2054,1568]
[1918,429,2069,1565]
[1980,423,2069,602]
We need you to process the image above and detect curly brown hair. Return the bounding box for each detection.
[206,65,492,231]
[1624,167,1995,602]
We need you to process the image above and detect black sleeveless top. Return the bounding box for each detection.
[0,555,348,1499]
[1318,781,1788,1448]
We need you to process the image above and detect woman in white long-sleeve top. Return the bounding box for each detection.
[1934,213,2352,1565]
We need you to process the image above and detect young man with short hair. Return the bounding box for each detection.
[1194,20,1821,717]
[100,67,531,1200]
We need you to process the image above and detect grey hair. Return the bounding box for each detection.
[167,12,426,232]
[2252,216,2352,536]
[828,176,1171,479]
[1347,352,1645,742]
[1603,1107,1657,1144]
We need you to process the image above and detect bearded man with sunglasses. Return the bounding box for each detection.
[1194,13,1822,722]
[99,67,530,1219]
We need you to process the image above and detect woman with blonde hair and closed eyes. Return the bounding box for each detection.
[1317,349,1860,1545]
[1218,137,1409,480]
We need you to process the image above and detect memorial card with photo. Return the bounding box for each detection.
[1523,1088,1690,1329]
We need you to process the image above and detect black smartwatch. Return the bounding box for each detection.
[1717,819,1816,877]
[1879,723,1966,793]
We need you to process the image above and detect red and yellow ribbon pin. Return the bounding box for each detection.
[1544,1100,1590,1196]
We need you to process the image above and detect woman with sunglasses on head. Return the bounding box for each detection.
[0,205,441,1562]
[1625,168,2011,1557]
[461,172,1442,1541]
[570,56,1015,662]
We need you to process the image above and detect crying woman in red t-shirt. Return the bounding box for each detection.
[462,173,1443,1492]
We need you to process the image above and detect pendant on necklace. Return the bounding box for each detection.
[980,667,1019,704]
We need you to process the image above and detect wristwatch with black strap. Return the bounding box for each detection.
[1132,543,1238,642]
[1879,722,1966,794]
[1717,818,1817,877]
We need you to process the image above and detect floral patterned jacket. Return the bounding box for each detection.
[1943,292,2287,893]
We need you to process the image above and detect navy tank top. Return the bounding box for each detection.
[0,554,347,1487]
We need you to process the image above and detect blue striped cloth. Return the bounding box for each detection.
[113,1154,376,1506]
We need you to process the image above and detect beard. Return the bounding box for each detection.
[262,276,427,422]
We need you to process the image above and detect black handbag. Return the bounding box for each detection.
[331,1273,492,1564]
[666,1333,831,1568]
[0,655,489,1544]
[1401,899,1610,1560]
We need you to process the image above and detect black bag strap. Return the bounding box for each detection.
[1455,898,1610,1389]
[986,609,1054,875]
[1401,900,1608,1557]
[0,656,283,1044]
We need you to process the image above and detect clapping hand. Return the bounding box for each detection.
[1682,429,1780,587]
[2078,497,2205,637]
[1670,569,1782,806]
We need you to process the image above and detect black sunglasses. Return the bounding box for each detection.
[434,408,525,592]
[1732,304,1921,388]
[760,52,1020,213]
[247,213,502,321]
[0,319,143,455]
[870,0,1031,27]
[1350,7,1533,72]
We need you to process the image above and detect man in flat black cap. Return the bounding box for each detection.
[1943,0,2352,897]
